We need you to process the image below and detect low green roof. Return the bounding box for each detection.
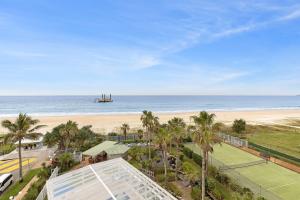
[83,141,129,157]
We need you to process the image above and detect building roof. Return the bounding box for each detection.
[14,136,43,145]
[46,158,177,200]
[82,141,129,157]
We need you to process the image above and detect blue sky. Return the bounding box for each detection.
[0,0,300,95]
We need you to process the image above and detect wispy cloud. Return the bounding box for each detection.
[278,8,300,21]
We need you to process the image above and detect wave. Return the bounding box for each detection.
[0,106,299,117]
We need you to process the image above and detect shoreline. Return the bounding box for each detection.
[1,109,300,134]
[0,107,299,118]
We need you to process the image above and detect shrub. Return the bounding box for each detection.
[232,119,246,134]
[229,182,243,194]
[215,172,230,185]
[183,147,193,158]
[192,152,202,166]
[212,187,223,200]
[207,178,216,191]
[179,154,184,161]
[208,165,218,177]
[156,174,165,183]
[191,186,202,200]
[256,197,266,200]
[167,172,176,182]
[166,182,182,197]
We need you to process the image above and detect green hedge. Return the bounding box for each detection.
[183,147,193,158]
[183,146,203,166]
[192,153,202,166]
[248,142,300,166]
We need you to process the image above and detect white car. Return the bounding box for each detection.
[0,173,13,193]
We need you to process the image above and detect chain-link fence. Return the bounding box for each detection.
[209,156,282,200]
[217,132,248,147]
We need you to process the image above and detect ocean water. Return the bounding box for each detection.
[0,95,299,117]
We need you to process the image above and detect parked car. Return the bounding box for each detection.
[0,173,13,193]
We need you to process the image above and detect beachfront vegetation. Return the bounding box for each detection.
[43,122,101,152]
[126,110,263,199]
[120,123,130,140]
[232,119,246,135]
[140,110,159,160]
[22,163,52,200]
[1,113,45,182]
[246,124,300,158]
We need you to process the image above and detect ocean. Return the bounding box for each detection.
[0,95,299,117]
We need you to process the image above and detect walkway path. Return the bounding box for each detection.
[14,175,38,200]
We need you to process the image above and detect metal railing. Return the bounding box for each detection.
[217,132,248,147]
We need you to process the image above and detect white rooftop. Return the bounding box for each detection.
[14,136,43,145]
[46,158,177,200]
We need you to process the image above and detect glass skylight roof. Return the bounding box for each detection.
[46,158,177,200]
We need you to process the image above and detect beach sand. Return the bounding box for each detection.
[1,109,300,134]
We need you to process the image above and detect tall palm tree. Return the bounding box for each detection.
[74,125,95,150]
[190,111,220,200]
[168,117,186,181]
[140,110,159,160]
[120,123,130,141]
[1,113,45,182]
[154,127,171,186]
[59,120,78,152]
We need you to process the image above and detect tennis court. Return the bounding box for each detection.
[185,143,300,200]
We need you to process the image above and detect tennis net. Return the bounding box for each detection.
[219,159,267,171]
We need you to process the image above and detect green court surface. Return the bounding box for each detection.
[185,143,300,200]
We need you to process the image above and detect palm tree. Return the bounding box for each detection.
[137,129,144,140]
[140,110,159,160]
[58,152,74,171]
[74,125,95,150]
[59,120,79,152]
[168,117,186,181]
[1,113,45,181]
[190,111,220,200]
[154,127,171,186]
[120,123,130,141]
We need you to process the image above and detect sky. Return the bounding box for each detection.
[0,0,300,95]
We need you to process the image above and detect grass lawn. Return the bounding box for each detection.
[247,126,300,158]
[0,168,40,200]
[0,144,16,155]
[185,143,300,200]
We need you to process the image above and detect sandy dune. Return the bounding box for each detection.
[1,109,300,134]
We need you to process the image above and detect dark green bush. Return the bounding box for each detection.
[183,147,193,158]
[192,152,202,166]
[215,172,230,185]
[191,186,202,200]
[229,182,243,194]
[256,197,266,200]
[207,178,216,191]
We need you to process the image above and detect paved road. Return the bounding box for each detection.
[0,146,55,181]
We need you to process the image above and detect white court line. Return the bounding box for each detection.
[267,182,296,191]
